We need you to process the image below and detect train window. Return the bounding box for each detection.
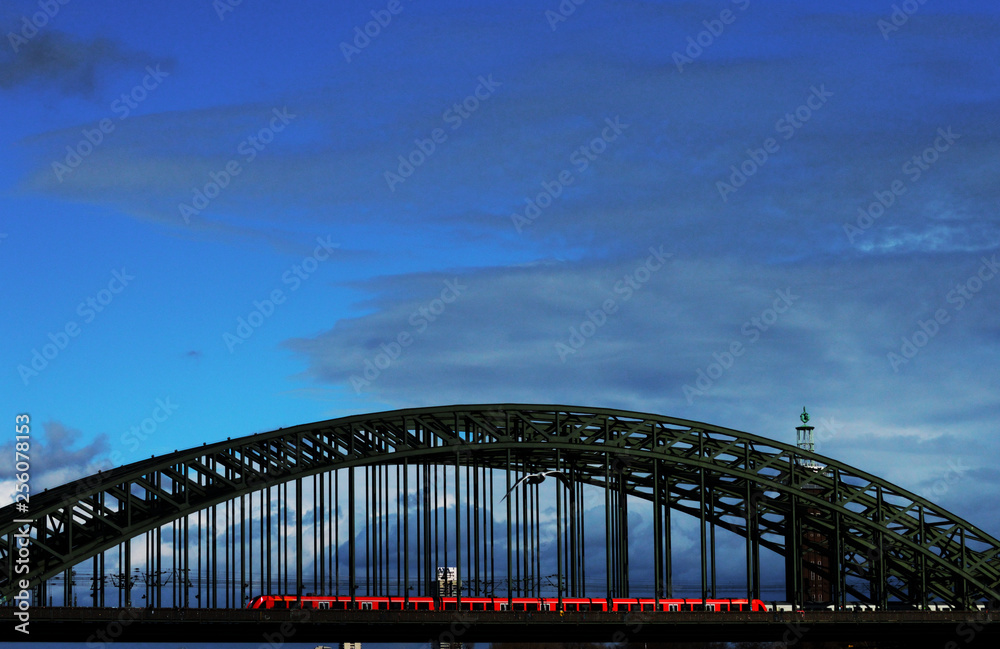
[390,602,403,610]
[417,602,430,611]
[275,601,289,609]
[473,603,485,611]
[579,603,591,612]
[642,604,652,612]
[514,603,526,611]
[332,601,347,610]
[443,602,457,611]
[526,603,539,612]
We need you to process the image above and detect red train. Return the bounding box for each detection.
[247,595,769,612]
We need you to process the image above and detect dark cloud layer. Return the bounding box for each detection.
[0,31,145,97]
[283,253,1000,521]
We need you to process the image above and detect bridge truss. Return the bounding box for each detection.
[2,404,998,609]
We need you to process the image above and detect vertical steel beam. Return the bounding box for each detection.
[349,466,356,607]
[335,470,340,596]
[455,450,462,607]
[506,448,512,606]
[404,458,409,607]
[423,460,432,596]
[318,474,324,595]
[833,469,843,609]
[664,467,671,598]
[744,449,754,603]
[556,448,563,607]
[700,433,708,603]
[876,486,886,608]
[605,446,612,603]
[710,487,716,598]
[919,507,927,609]
[296,478,303,607]
[654,445,662,603]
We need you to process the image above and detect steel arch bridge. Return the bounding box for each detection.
[2,404,999,610]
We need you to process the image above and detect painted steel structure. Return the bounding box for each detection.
[2,404,998,609]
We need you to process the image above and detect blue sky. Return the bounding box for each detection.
[1,0,1000,638]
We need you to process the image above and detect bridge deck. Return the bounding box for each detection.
[2,608,997,645]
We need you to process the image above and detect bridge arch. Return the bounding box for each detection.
[2,404,998,608]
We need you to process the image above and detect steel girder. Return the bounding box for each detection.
[2,404,998,607]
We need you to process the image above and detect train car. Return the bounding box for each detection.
[247,595,769,612]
